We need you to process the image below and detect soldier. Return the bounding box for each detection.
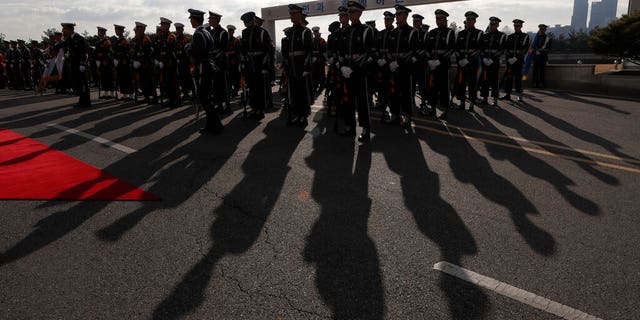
[207,12,231,113]
[57,22,91,108]
[157,17,181,108]
[0,44,5,89]
[385,5,419,127]
[240,11,272,120]
[6,41,18,89]
[376,11,395,114]
[174,22,193,100]
[112,24,134,100]
[95,26,115,98]
[425,9,456,119]
[226,24,241,98]
[29,40,44,91]
[479,17,506,107]
[339,1,375,141]
[256,15,276,110]
[364,20,379,109]
[501,19,530,101]
[532,24,551,88]
[454,11,483,112]
[412,14,429,112]
[282,4,313,127]
[132,21,157,104]
[18,40,32,90]
[279,27,292,111]
[188,8,224,134]
[324,21,342,116]
[310,26,327,96]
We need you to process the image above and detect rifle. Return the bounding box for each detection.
[191,75,201,127]
[240,74,248,120]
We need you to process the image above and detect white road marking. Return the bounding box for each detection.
[433,261,603,320]
[47,123,137,154]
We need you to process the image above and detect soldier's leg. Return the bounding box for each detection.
[490,64,500,105]
[502,67,513,97]
[199,71,223,133]
[514,61,523,99]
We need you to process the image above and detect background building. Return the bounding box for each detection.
[589,0,619,29]
[571,0,589,30]
[630,0,640,13]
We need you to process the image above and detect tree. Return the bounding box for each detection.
[589,10,640,63]
[41,28,59,43]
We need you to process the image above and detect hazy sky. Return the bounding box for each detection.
[0,0,630,42]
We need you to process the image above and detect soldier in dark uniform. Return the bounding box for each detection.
[188,8,224,134]
[132,21,157,104]
[454,11,483,111]
[479,17,506,107]
[95,26,115,98]
[385,5,419,127]
[310,26,327,96]
[532,24,551,88]
[325,21,342,117]
[17,40,33,90]
[29,40,44,91]
[339,1,375,141]
[57,22,91,108]
[174,22,192,100]
[240,11,272,120]
[364,20,379,109]
[207,12,231,113]
[411,14,429,112]
[501,19,530,101]
[376,12,395,113]
[425,9,456,119]
[157,17,180,108]
[282,4,313,127]
[112,24,134,100]
[226,25,241,98]
[3,41,14,89]
[11,40,25,90]
[256,15,276,110]
[0,42,6,89]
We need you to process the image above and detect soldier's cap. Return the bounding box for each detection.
[435,9,449,18]
[10,40,17,44]
[312,26,320,32]
[114,24,125,30]
[240,11,256,22]
[31,40,39,44]
[288,4,304,14]
[17,39,25,43]
[338,6,348,15]
[394,5,411,14]
[489,16,501,24]
[538,24,548,29]
[513,19,524,25]
[135,21,147,28]
[97,26,107,32]
[365,20,375,26]
[208,12,222,19]
[347,1,365,12]
[227,24,236,30]
[329,21,341,32]
[412,14,424,20]
[465,11,479,19]
[174,22,184,28]
[188,8,206,19]
[60,22,76,28]
[160,17,172,24]
[383,11,395,20]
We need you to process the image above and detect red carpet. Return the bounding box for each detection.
[0,128,159,201]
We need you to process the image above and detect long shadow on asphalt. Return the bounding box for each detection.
[535,90,632,115]
[152,118,306,319]
[374,130,488,319]
[302,124,385,319]
[0,90,73,108]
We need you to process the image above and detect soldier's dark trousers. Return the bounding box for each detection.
[139,66,156,99]
[481,60,500,99]
[73,66,91,106]
[390,69,414,118]
[13,65,24,90]
[414,63,428,105]
[199,68,223,131]
[428,65,451,110]
[99,65,115,92]
[212,69,229,106]
[312,62,325,93]
[532,55,547,87]
[344,70,371,129]
[456,62,479,102]
[178,64,193,96]
[116,63,134,95]
[289,74,311,118]
[161,66,180,106]
[247,71,269,111]
[503,60,523,94]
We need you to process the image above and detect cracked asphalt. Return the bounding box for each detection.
[1,87,639,320]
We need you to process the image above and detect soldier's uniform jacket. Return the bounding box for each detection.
[311,35,327,62]
[282,24,312,78]
[536,33,551,55]
[326,30,339,61]
[480,30,506,61]
[190,25,215,70]
[6,47,18,68]
[29,46,43,66]
[95,37,113,65]
[113,36,131,66]
[227,36,241,66]
[416,26,429,61]
[455,27,483,60]
[132,35,154,68]
[157,31,177,65]
[19,46,32,67]
[377,25,395,62]
[56,33,89,66]
[386,24,418,68]
[241,25,272,73]
[208,25,229,68]
[175,33,191,65]
[505,31,530,59]
[425,26,456,65]
[339,22,375,70]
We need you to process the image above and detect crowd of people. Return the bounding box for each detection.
[0,1,552,140]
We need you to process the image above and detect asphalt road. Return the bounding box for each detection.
[1,87,639,320]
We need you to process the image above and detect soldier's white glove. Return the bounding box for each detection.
[79,65,86,72]
[154,59,160,66]
[367,57,373,63]
[508,57,517,65]
[312,57,317,63]
[411,57,418,64]
[428,59,441,71]
[96,60,101,67]
[302,71,310,77]
[133,60,141,69]
[113,59,119,67]
[482,58,493,66]
[458,58,469,68]
[389,61,399,72]
[340,66,353,79]
[30,64,34,68]
[176,59,180,64]
[159,62,164,69]
[377,59,386,67]
[328,57,335,65]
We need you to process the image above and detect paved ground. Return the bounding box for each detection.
[0,87,639,320]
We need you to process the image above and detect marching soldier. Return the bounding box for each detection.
[339,1,375,141]
[479,17,506,107]
[226,25,241,98]
[310,26,327,96]
[174,22,193,100]
[386,5,419,127]
[425,9,456,119]
[365,20,379,109]
[188,8,224,134]
[501,19,530,101]
[157,17,181,108]
[412,14,429,112]
[532,24,551,88]
[454,11,483,111]
[207,12,231,113]
[376,11,396,116]
[95,26,115,98]
[240,11,272,120]
[57,22,91,108]
[112,24,134,100]
[132,21,157,104]
[282,4,313,127]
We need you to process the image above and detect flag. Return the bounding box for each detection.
[522,33,539,80]
[42,48,64,82]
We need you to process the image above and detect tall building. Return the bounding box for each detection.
[589,0,619,29]
[630,0,640,14]
[571,0,589,30]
